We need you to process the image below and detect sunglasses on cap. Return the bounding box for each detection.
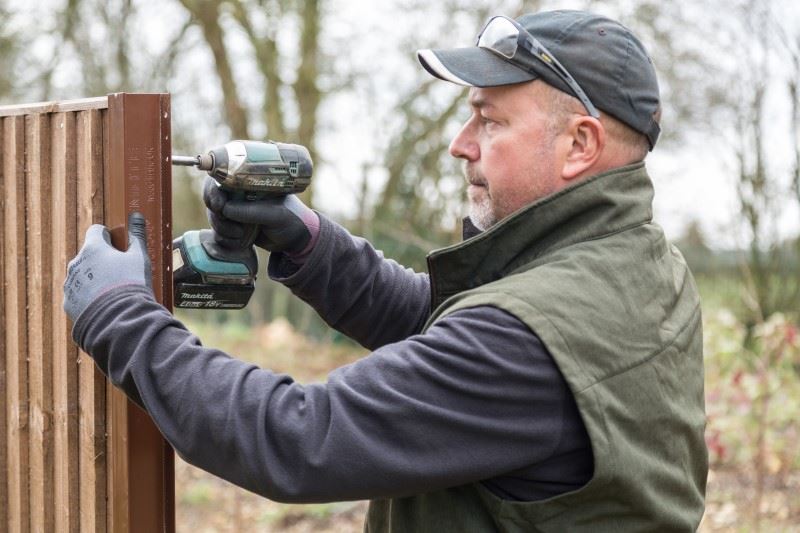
[477,15,600,119]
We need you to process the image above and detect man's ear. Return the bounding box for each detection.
[561,116,605,180]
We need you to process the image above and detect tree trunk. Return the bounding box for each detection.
[229,0,286,140]
[293,0,321,205]
[181,0,250,139]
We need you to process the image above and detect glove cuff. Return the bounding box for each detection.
[284,209,321,264]
[72,284,155,349]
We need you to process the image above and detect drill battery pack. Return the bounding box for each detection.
[172,230,257,309]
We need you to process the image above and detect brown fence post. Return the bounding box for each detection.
[106,93,175,533]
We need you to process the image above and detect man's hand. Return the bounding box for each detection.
[203,177,319,255]
[63,212,152,323]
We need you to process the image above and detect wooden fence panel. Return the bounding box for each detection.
[0,95,174,532]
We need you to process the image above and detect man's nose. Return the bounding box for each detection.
[449,121,479,161]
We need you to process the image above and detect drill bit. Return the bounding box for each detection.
[172,154,214,170]
[171,155,201,166]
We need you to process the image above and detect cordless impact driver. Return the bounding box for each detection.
[171,140,312,309]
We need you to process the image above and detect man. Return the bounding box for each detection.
[64,10,707,531]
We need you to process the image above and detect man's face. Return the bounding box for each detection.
[450,81,562,230]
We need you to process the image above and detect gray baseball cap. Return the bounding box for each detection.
[417,10,661,149]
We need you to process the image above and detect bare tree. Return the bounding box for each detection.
[723,0,800,326]
[715,2,800,528]
[293,0,322,160]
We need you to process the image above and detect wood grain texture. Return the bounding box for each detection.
[0,105,7,533]
[24,112,55,533]
[51,111,80,533]
[76,108,107,533]
[159,93,176,532]
[3,116,29,533]
[0,97,108,117]
[102,107,123,533]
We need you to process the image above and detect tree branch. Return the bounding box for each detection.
[228,0,286,139]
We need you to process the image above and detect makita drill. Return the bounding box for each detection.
[171,140,312,309]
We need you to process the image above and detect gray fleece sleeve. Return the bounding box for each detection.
[267,215,431,350]
[73,285,584,503]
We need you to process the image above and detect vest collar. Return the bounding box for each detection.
[427,162,654,309]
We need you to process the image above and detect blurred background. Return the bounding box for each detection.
[3,0,799,530]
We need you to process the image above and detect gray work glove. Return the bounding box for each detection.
[203,176,319,255]
[63,212,152,323]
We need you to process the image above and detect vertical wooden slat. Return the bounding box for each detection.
[101,106,122,533]
[105,96,131,532]
[4,116,29,533]
[51,111,79,533]
[0,109,8,533]
[106,92,174,533]
[76,108,107,533]
[25,113,54,533]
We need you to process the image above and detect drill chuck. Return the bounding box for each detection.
[171,154,214,171]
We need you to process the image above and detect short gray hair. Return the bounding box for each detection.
[540,83,651,163]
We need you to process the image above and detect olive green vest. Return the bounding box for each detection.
[365,163,707,532]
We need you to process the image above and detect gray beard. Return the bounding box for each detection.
[468,197,496,231]
[464,162,496,231]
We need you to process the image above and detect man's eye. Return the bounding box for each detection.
[481,116,495,125]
